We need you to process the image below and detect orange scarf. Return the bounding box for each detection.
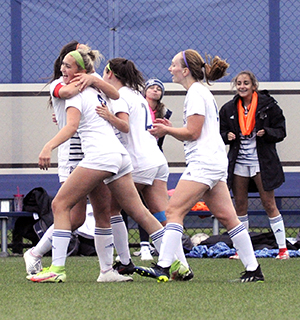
[237,91,258,136]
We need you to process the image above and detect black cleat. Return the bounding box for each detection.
[113,259,135,275]
[135,263,170,282]
[240,264,264,283]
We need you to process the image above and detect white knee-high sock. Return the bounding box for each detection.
[269,214,287,249]
[228,223,258,271]
[110,215,131,265]
[157,223,183,268]
[174,236,189,267]
[94,227,114,273]
[238,214,249,231]
[150,226,188,267]
[150,227,164,253]
[32,224,54,257]
[52,229,71,267]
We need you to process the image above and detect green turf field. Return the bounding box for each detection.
[1,255,299,320]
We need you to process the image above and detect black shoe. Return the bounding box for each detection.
[135,263,170,282]
[182,267,194,281]
[240,264,264,283]
[113,259,135,275]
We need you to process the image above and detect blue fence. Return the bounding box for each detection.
[2,0,300,84]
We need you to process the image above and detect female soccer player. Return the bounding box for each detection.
[135,49,264,282]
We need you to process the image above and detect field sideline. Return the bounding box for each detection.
[1,255,299,320]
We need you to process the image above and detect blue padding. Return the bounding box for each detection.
[0,174,60,198]
[167,172,300,197]
[153,211,166,222]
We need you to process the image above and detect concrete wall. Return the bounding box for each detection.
[1,82,299,173]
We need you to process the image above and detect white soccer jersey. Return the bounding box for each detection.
[65,87,128,157]
[183,82,228,169]
[50,77,83,166]
[110,86,167,170]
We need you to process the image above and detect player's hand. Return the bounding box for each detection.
[228,132,236,141]
[154,118,172,127]
[257,129,265,137]
[71,74,95,92]
[95,103,111,121]
[38,146,52,170]
[149,123,168,138]
[52,113,58,125]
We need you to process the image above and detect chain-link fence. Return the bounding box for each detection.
[3,196,300,255]
[1,1,300,253]
[2,0,300,84]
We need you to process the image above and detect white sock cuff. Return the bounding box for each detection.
[150,227,164,242]
[110,215,124,224]
[269,214,283,224]
[52,229,71,238]
[94,227,113,236]
[165,222,183,233]
[228,223,246,238]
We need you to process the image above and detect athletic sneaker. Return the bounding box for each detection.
[27,265,66,283]
[135,264,169,282]
[169,260,194,281]
[133,244,158,257]
[97,269,133,282]
[275,249,290,260]
[141,245,153,261]
[229,252,240,260]
[113,259,135,275]
[23,248,42,275]
[240,265,264,283]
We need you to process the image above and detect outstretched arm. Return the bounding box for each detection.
[72,73,120,100]
[149,114,203,141]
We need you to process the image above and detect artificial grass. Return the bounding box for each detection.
[1,255,299,320]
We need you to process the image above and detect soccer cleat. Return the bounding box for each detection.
[182,267,194,281]
[240,264,264,283]
[27,265,66,283]
[97,269,133,282]
[135,264,170,282]
[113,259,135,275]
[169,260,194,281]
[229,252,240,260]
[133,245,158,257]
[23,248,42,275]
[275,249,290,260]
[141,246,153,261]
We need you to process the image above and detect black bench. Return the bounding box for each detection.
[0,210,33,257]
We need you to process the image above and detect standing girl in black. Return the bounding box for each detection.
[219,70,289,260]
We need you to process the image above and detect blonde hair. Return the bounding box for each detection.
[75,47,103,73]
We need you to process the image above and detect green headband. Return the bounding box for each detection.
[69,50,85,70]
[106,63,119,78]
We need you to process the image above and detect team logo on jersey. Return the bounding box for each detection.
[97,94,107,106]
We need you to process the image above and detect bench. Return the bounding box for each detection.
[0,210,33,257]
[0,172,299,255]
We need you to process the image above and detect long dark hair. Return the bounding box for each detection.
[106,58,145,92]
[47,40,79,107]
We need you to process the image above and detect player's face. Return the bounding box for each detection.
[168,53,185,84]
[60,54,80,84]
[102,68,109,82]
[146,85,162,101]
[236,74,256,102]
